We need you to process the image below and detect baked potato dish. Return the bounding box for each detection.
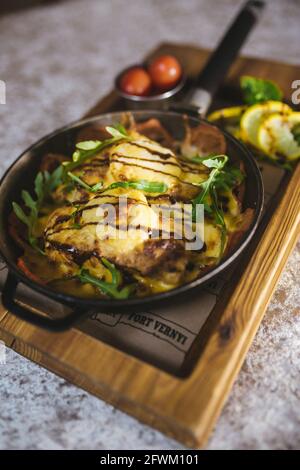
[10,116,253,299]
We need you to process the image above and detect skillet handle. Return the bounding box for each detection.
[185,0,265,114]
[2,271,87,332]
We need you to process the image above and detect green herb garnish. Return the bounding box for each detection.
[211,185,227,255]
[214,165,244,191]
[63,124,130,175]
[12,166,63,253]
[192,155,229,257]
[240,75,283,105]
[71,222,81,230]
[78,258,135,299]
[192,154,244,190]
[67,172,103,193]
[192,155,229,206]
[105,124,128,139]
[67,176,168,195]
[107,179,168,193]
[191,154,223,165]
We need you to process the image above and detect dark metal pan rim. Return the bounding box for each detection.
[0,110,264,309]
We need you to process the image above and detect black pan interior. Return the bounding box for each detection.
[0,110,264,311]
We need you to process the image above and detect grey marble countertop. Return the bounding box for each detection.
[0,0,299,450]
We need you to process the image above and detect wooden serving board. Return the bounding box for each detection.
[1,44,299,448]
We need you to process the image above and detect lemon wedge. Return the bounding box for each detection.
[257,112,300,160]
[208,106,247,122]
[240,101,291,148]
[208,106,246,139]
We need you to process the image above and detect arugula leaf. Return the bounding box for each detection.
[113,123,128,136]
[91,182,104,192]
[13,193,42,253]
[67,172,92,191]
[192,155,230,257]
[71,222,81,230]
[66,174,167,198]
[63,141,103,174]
[22,190,38,217]
[191,154,243,257]
[75,140,101,151]
[191,154,223,165]
[106,124,128,139]
[12,167,63,253]
[214,166,244,192]
[78,259,135,299]
[193,154,244,191]
[63,124,130,175]
[108,180,168,193]
[34,171,44,203]
[202,156,228,169]
[211,186,227,256]
[67,172,103,193]
[193,169,218,206]
[12,202,31,228]
[192,155,228,205]
[43,166,63,194]
[240,75,283,105]
[101,257,122,286]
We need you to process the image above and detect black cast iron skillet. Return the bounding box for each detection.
[0,111,263,330]
[0,1,265,330]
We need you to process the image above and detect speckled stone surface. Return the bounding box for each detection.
[0,0,299,450]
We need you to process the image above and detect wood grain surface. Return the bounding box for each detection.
[0,44,299,448]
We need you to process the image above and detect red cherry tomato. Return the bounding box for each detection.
[119,67,152,96]
[148,55,182,90]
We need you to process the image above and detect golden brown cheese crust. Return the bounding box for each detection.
[44,187,187,280]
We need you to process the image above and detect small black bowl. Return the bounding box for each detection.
[115,64,186,110]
